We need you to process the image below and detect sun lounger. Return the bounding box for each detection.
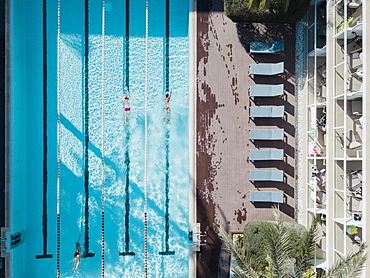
[250,191,284,203]
[249,149,284,161]
[249,62,284,76]
[250,170,284,182]
[250,40,284,54]
[250,129,284,140]
[250,106,284,118]
[249,84,284,97]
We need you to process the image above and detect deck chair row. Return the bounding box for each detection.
[248,40,286,204]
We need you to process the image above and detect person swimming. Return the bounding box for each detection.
[122,95,130,123]
[164,88,172,123]
[72,242,81,272]
[164,89,172,110]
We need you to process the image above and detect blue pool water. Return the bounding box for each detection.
[9,0,190,277]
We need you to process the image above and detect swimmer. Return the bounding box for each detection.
[72,242,81,272]
[122,95,130,123]
[164,88,172,123]
[164,88,172,110]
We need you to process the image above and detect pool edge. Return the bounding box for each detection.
[189,0,197,277]
[2,0,11,277]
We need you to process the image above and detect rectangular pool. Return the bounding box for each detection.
[8,0,191,277]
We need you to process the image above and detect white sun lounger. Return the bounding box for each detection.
[249,84,284,97]
[249,149,284,161]
[250,40,284,54]
[250,170,284,182]
[250,106,284,118]
[250,191,284,203]
[250,62,284,76]
[250,129,284,140]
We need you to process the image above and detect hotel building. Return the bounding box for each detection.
[302,0,369,275]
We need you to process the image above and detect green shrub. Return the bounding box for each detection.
[224,0,310,23]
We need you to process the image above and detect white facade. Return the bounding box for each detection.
[303,0,369,275]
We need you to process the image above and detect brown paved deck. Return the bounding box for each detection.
[195,0,296,277]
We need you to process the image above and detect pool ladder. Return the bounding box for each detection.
[0,227,9,255]
[0,236,6,251]
[189,223,207,252]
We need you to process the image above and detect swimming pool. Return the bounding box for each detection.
[8,0,191,277]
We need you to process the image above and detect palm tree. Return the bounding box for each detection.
[246,0,290,13]
[220,208,367,278]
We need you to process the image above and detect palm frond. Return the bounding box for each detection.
[258,0,268,10]
[231,266,254,278]
[286,257,303,278]
[219,227,260,278]
[277,0,290,12]
[325,243,367,278]
[265,208,291,277]
[246,0,258,10]
[246,0,271,11]
[302,267,316,278]
[295,215,321,273]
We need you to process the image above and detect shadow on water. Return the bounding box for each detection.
[60,112,188,244]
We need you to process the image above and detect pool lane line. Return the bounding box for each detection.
[159,128,175,255]
[119,131,135,256]
[101,1,106,276]
[56,0,61,276]
[144,0,149,276]
[36,0,53,260]
[82,0,95,259]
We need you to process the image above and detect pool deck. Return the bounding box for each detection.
[195,0,296,277]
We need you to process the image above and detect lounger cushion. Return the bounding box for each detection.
[250,170,284,182]
[250,62,284,75]
[249,149,284,161]
[250,191,284,203]
[250,129,284,140]
[250,106,284,118]
[250,84,284,97]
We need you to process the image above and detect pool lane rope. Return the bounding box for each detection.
[56,0,61,276]
[101,0,106,277]
[144,0,149,276]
